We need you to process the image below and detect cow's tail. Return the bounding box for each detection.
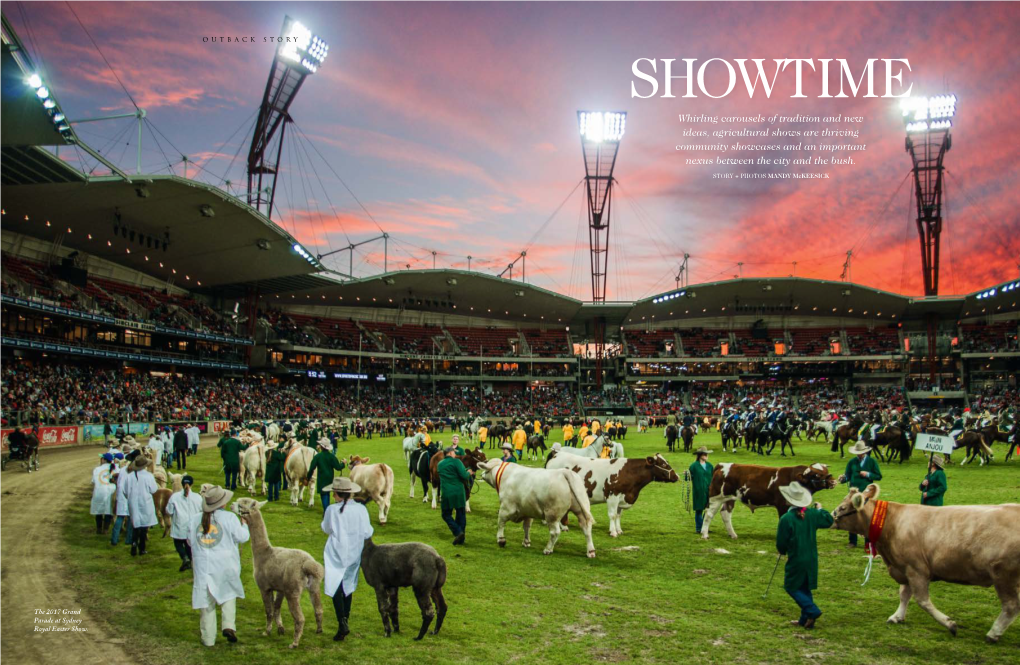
[562,468,595,527]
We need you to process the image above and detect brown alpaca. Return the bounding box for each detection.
[233,498,324,648]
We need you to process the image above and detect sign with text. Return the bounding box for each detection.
[211,421,232,433]
[914,433,954,455]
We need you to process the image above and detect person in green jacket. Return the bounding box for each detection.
[308,438,345,512]
[219,429,245,491]
[838,440,882,547]
[920,454,947,506]
[265,441,287,502]
[437,446,472,545]
[776,481,834,629]
[688,446,714,535]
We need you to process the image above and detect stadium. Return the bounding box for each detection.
[1,4,1018,665]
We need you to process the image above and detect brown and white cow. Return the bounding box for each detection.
[546,453,678,536]
[348,455,395,525]
[832,484,1020,643]
[700,462,836,540]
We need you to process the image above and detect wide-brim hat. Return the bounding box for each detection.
[848,441,872,455]
[265,441,278,450]
[317,438,333,452]
[130,456,149,471]
[694,446,713,455]
[930,454,946,469]
[779,481,813,508]
[501,442,513,451]
[328,477,361,494]
[202,485,233,512]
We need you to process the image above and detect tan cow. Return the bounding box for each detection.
[832,483,1020,643]
[347,455,394,525]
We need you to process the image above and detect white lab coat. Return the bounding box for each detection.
[128,469,159,528]
[162,431,173,455]
[115,468,134,516]
[147,437,163,460]
[187,510,250,609]
[165,490,203,540]
[187,427,200,449]
[321,500,374,597]
[90,463,117,515]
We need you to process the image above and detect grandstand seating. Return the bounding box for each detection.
[625,329,674,356]
[447,326,516,356]
[845,326,900,354]
[960,321,1019,352]
[523,328,570,356]
[789,328,837,356]
[679,329,727,357]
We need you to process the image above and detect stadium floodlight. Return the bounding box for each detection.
[35,86,49,99]
[278,18,328,74]
[52,113,65,123]
[900,95,957,123]
[43,99,55,109]
[27,73,42,88]
[578,111,626,143]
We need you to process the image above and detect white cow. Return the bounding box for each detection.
[242,442,267,495]
[348,455,394,525]
[267,422,281,442]
[546,453,678,537]
[284,444,316,507]
[476,458,596,557]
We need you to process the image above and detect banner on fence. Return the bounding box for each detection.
[211,421,232,433]
[37,426,80,447]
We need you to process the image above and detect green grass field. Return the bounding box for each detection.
[64,430,1020,664]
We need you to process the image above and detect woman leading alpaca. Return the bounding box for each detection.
[90,453,117,534]
[321,477,374,642]
[187,486,250,647]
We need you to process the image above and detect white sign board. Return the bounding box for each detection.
[915,433,954,455]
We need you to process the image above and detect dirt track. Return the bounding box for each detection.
[2,443,157,664]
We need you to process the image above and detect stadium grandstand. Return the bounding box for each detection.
[1,13,1018,436]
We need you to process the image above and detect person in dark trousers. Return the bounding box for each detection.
[838,440,882,547]
[321,477,373,641]
[688,446,714,534]
[103,421,113,446]
[920,454,948,506]
[308,438,345,512]
[166,475,203,571]
[265,441,286,502]
[173,426,190,470]
[437,446,472,545]
[219,429,245,490]
[775,482,834,629]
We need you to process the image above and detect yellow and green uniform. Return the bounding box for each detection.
[562,424,574,443]
[512,428,527,451]
[776,507,834,593]
[478,427,488,444]
[921,468,947,506]
[533,420,541,435]
[577,425,589,442]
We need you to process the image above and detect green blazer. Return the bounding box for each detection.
[688,460,715,512]
[219,437,245,472]
[437,457,471,510]
[842,455,882,492]
[265,449,286,484]
[920,468,947,506]
[307,451,344,493]
[776,507,835,593]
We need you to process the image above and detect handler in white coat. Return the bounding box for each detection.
[321,477,374,641]
[146,434,164,465]
[166,474,203,571]
[111,455,135,547]
[187,486,249,647]
[127,456,159,556]
[90,453,117,534]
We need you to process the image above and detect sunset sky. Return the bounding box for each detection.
[10,1,1020,299]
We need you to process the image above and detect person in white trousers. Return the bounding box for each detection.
[186,485,249,646]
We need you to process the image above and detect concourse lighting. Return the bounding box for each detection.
[652,289,687,304]
[578,111,626,143]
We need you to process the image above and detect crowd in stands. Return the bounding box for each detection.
[581,386,634,408]
[633,389,684,416]
[796,385,848,412]
[970,385,1018,413]
[844,327,901,355]
[960,322,1019,353]
[853,385,906,410]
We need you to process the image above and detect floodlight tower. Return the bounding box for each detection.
[901,95,955,381]
[246,16,329,218]
[577,110,626,385]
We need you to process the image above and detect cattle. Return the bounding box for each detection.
[546,453,678,536]
[700,462,836,540]
[284,444,316,507]
[241,442,267,496]
[476,458,596,557]
[832,484,1020,643]
[348,455,395,525]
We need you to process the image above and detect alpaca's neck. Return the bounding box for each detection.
[247,511,273,557]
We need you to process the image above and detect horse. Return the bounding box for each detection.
[664,425,679,452]
[870,425,912,464]
[680,426,695,453]
[720,420,740,453]
[466,416,483,441]
[409,442,440,503]
[526,434,546,461]
[402,432,426,463]
[1,432,40,473]
[555,435,624,460]
[832,417,863,458]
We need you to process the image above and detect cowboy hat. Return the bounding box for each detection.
[693,446,713,455]
[317,437,333,452]
[848,441,872,455]
[130,456,149,471]
[265,440,278,450]
[501,442,514,451]
[202,485,233,513]
[328,477,362,494]
[779,481,813,508]
[929,454,946,469]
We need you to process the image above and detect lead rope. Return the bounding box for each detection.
[681,469,692,514]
